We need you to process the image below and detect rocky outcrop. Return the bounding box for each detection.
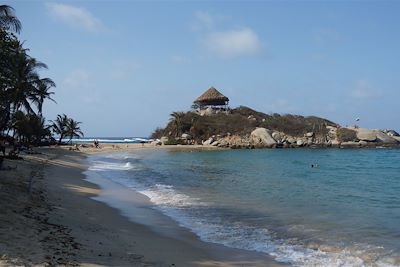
[250,128,277,147]
[355,128,398,144]
[356,128,377,142]
[376,131,398,144]
[198,126,399,149]
[215,135,251,149]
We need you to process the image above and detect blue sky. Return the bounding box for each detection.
[8,1,400,137]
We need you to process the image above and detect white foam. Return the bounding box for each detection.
[88,161,139,171]
[137,183,397,267]
[140,184,206,208]
[102,153,140,161]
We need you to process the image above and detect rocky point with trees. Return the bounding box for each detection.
[152,106,400,149]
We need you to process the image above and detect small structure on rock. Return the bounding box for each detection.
[194,87,229,115]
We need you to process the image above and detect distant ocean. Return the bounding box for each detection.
[68,137,151,144]
[84,148,400,266]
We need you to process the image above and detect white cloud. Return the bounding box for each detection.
[192,11,263,59]
[205,28,262,58]
[351,80,381,101]
[46,3,104,32]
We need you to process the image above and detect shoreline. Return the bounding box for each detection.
[0,146,286,266]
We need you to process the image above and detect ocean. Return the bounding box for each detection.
[84,148,400,266]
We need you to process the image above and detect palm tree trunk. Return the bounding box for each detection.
[58,134,63,145]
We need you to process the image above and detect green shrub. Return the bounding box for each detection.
[336,128,358,142]
[164,139,186,145]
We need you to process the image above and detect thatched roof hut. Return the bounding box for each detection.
[195,87,229,107]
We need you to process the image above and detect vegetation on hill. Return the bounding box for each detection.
[0,5,83,146]
[336,128,358,142]
[151,106,338,142]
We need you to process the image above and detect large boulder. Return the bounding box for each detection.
[151,140,162,146]
[296,139,304,147]
[305,132,314,137]
[356,128,377,142]
[272,132,282,142]
[386,130,399,137]
[392,136,400,142]
[160,136,169,145]
[331,139,340,146]
[203,137,214,146]
[211,141,220,146]
[250,128,277,147]
[287,137,296,144]
[376,131,398,144]
[181,133,192,140]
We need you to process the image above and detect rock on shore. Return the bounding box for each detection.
[198,126,400,149]
[250,128,277,147]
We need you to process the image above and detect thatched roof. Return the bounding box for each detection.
[195,87,229,105]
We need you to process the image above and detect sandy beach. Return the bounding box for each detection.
[0,145,285,267]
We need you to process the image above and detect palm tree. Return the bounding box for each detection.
[51,114,69,144]
[65,118,83,143]
[9,51,48,115]
[0,5,21,33]
[51,114,84,144]
[170,111,185,137]
[30,77,56,116]
[12,112,50,144]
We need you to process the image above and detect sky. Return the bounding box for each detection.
[7,0,400,137]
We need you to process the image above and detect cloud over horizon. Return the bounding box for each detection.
[46,3,104,32]
[194,11,262,59]
[205,28,262,58]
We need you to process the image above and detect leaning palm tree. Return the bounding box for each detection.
[30,77,56,116]
[65,118,83,143]
[0,5,21,33]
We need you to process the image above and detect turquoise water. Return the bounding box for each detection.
[86,149,400,266]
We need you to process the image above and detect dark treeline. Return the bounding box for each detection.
[0,5,83,146]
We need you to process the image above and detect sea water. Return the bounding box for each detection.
[85,149,400,266]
